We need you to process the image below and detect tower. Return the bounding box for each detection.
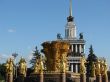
[57,0,85,74]
[65,0,76,39]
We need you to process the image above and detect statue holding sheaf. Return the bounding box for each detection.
[33,56,44,73]
[91,62,96,77]
[80,56,86,74]
[33,60,39,73]
[18,57,27,77]
[102,60,108,75]
[5,58,14,75]
[60,53,66,73]
[95,59,101,75]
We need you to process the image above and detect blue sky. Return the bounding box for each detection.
[0,0,110,66]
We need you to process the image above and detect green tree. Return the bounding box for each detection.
[86,45,97,77]
[87,45,97,62]
[30,46,41,67]
[0,63,6,80]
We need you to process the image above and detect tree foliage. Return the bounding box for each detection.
[0,63,6,80]
[87,45,97,62]
[30,46,41,67]
[86,45,98,77]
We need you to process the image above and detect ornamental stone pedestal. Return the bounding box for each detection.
[61,73,66,82]
[16,74,25,82]
[80,74,86,82]
[6,74,13,82]
[40,73,44,82]
[96,75,102,82]
[88,77,96,82]
[102,74,108,82]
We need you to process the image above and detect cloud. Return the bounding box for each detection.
[8,29,16,33]
[27,51,34,61]
[0,54,8,59]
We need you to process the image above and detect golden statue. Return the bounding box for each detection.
[80,56,86,74]
[33,60,39,73]
[99,59,108,76]
[5,58,14,75]
[100,60,104,75]
[60,54,66,73]
[103,60,108,75]
[33,56,44,73]
[18,57,27,77]
[5,59,10,73]
[91,62,95,77]
[95,59,101,75]
[39,56,44,73]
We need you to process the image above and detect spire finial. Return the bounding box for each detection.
[67,0,73,22]
[70,0,72,16]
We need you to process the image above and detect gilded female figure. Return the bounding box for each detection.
[19,57,27,77]
[80,56,86,74]
[5,58,14,75]
[95,59,101,75]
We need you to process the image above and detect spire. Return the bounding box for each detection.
[67,0,74,22]
[70,0,72,16]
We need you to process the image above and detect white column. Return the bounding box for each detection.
[71,64,73,72]
[83,45,85,53]
[75,64,78,73]
[75,44,77,53]
[71,45,73,52]
[79,45,82,53]
[65,29,67,38]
